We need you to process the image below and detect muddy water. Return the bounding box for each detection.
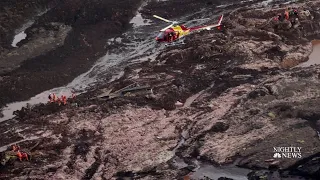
[172,156,251,180]
[298,40,320,67]
[11,31,27,47]
[190,161,251,180]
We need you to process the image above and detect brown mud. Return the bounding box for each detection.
[1,0,320,180]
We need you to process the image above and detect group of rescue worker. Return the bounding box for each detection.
[48,92,76,105]
[273,7,311,29]
[274,7,299,22]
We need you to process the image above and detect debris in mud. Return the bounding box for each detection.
[96,83,152,100]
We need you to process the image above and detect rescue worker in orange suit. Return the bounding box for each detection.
[274,13,284,21]
[62,95,67,105]
[53,93,56,102]
[11,144,29,161]
[284,10,289,20]
[57,97,61,106]
[16,150,29,161]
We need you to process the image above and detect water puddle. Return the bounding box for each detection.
[189,161,251,180]
[173,157,251,180]
[11,8,51,47]
[11,31,28,47]
[298,40,320,67]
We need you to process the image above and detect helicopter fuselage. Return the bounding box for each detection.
[155,25,190,43]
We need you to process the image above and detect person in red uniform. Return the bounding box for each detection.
[11,144,29,161]
[16,150,29,161]
[62,95,67,105]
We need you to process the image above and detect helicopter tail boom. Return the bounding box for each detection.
[189,14,224,31]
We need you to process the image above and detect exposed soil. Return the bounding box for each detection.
[1,0,320,180]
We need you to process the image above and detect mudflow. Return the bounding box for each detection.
[1,0,320,179]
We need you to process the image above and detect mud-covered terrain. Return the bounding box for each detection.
[1,0,320,179]
[0,0,145,108]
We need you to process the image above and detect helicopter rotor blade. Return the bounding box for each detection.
[153,15,173,23]
[178,18,211,25]
[160,23,175,31]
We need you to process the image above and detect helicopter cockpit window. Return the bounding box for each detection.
[156,32,165,39]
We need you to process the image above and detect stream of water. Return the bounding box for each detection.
[298,40,320,67]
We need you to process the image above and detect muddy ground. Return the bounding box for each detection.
[1,0,320,179]
[0,0,145,108]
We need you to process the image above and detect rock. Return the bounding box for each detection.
[289,156,320,178]
[209,122,229,133]
[247,170,269,180]
[248,87,269,99]
[265,159,275,162]
[175,101,184,107]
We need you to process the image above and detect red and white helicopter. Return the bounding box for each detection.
[153,14,224,46]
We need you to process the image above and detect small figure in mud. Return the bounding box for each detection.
[3,144,30,163]
[56,97,61,106]
[48,93,53,102]
[71,92,76,99]
[274,13,284,22]
[16,150,29,161]
[62,95,67,105]
[289,8,299,19]
[284,9,290,20]
[48,93,56,103]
